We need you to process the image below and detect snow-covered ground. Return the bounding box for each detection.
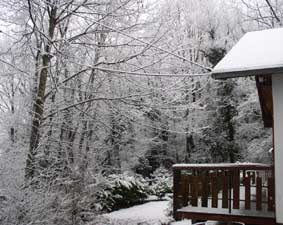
[102,200,220,225]
[104,201,174,225]
[172,220,192,225]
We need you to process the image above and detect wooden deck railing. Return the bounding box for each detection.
[173,163,275,223]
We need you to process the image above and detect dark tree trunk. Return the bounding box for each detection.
[26,4,57,179]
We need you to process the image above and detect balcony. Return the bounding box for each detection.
[173,163,275,225]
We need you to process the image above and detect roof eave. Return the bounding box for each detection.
[212,66,283,80]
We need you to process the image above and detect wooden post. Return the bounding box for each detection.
[256,177,262,211]
[201,172,209,207]
[233,169,240,209]
[222,172,229,209]
[244,177,251,210]
[173,168,181,220]
[181,175,189,207]
[268,177,275,212]
[191,175,199,207]
[211,172,218,208]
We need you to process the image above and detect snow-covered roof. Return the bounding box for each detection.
[212,28,283,79]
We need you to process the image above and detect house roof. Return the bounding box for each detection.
[212,28,283,79]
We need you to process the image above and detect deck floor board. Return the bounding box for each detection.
[178,206,275,218]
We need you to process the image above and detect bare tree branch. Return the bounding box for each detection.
[265,0,281,24]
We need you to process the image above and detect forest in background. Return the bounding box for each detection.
[0,0,280,224]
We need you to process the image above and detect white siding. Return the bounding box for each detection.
[272,74,283,223]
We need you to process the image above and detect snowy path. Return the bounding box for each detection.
[103,200,219,225]
[104,201,173,225]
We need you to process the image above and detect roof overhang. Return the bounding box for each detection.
[211,28,283,80]
[210,28,283,128]
[212,66,283,80]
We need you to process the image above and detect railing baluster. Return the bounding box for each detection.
[173,168,181,219]
[233,169,240,209]
[252,171,256,184]
[244,176,251,210]
[268,177,275,212]
[181,175,189,207]
[222,172,229,209]
[191,175,199,207]
[211,172,218,208]
[201,171,209,207]
[256,176,262,211]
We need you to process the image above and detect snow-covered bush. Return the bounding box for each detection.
[151,167,173,199]
[96,173,151,212]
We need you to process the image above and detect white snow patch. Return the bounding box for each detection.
[104,201,171,224]
[171,220,192,225]
[171,220,220,225]
[103,201,220,225]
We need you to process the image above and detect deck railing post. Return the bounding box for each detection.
[267,177,275,212]
[228,170,232,213]
[222,171,229,209]
[233,169,240,209]
[173,168,181,220]
[244,176,251,209]
[201,170,209,207]
[211,171,218,208]
[181,175,189,207]
[191,175,199,207]
[256,176,262,211]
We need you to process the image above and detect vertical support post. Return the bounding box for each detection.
[201,171,209,207]
[233,169,240,209]
[173,168,181,220]
[244,177,251,210]
[191,175,199,207]
[222,171,229,209]
[268,177,275,212]
[256,177,262,211]
[182,175,189,207]
[228,170,232,213]
[211,172,218,208]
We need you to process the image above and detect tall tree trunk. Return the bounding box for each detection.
[10,74,15,143]
[26,4,57,179]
